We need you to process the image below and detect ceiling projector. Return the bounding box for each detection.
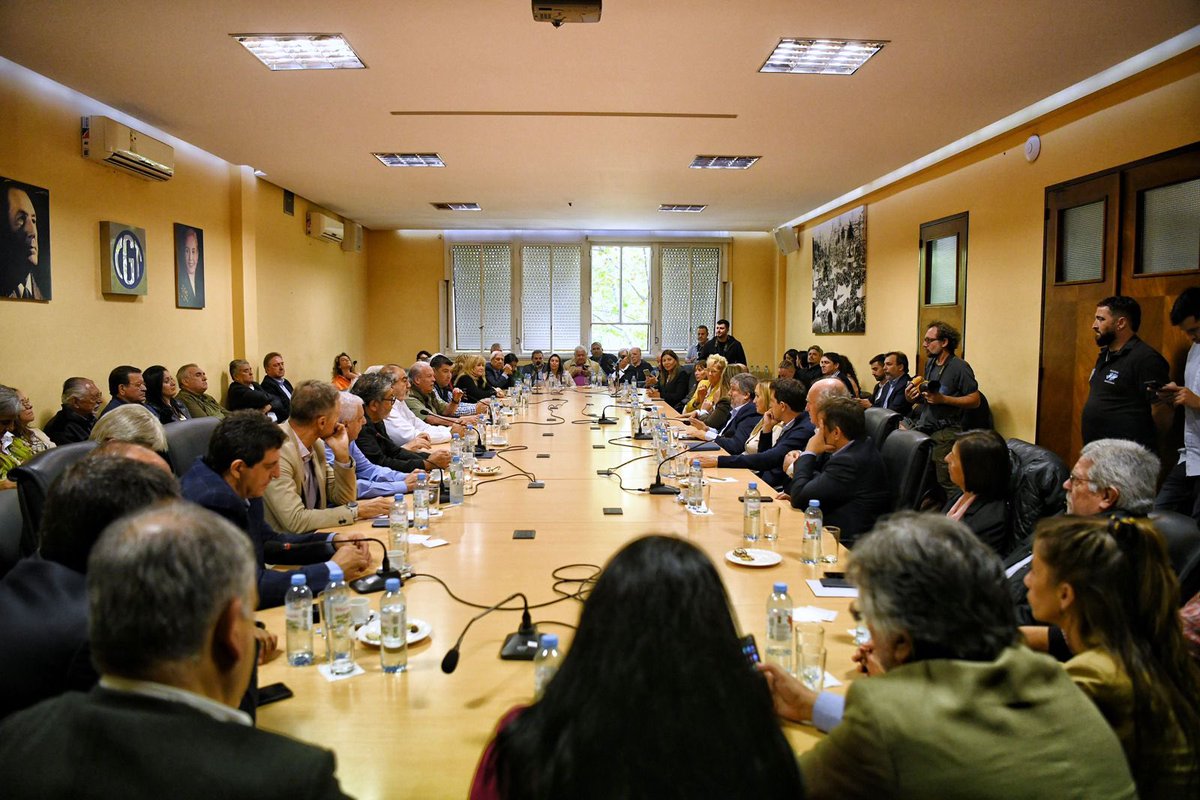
[532,1,602,27]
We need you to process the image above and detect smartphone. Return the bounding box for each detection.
[739,634,761,666]
[371,518,390,528]
[257,682,294,707]
[820,575,855,589]
[738,495,775,503]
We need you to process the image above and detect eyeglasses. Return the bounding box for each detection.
[1066,472,1093,487]
[922,337,941,344]
[381,396,397,405]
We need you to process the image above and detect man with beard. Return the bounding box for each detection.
[1,182,46,300]
[1080,296,1170,453]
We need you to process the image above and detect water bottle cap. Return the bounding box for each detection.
[290,573,307,586]
[417,470,426,478]
[452,433,460,439]
[540,633,559,648]
[385,578,400,592]
[773,582,788,594]
[808,499,820,508]
[748,482,757,489]
[692,459,700,466]
[451,455,461,463]
[327,563,343,582]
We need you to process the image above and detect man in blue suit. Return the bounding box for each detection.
[680,372,762,455]
[698,378,815,490]
[783,396,891,547]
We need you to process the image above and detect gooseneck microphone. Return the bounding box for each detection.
[648,439,714,495]
[265,536,399,594]
[441,592,538,674]
[595,404,619,425]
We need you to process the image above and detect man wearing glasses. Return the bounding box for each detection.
[903,321,980,493]
[350,373,450,474]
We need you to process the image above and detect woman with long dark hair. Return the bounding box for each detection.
[646,349,690,411]
[546,353,568,386]
[470,535,804,800]
[1025,516,1200,797]
[142,365,190,425]
[943,429,1011,554]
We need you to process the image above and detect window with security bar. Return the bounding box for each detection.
[521,245,582,353]
[450,244,512,352]
[659,245,720,352]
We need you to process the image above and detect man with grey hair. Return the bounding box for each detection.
[781,377,852,480]
[44,376,103,445]
[225,358,276,418]
[382,363,454,445]
[681,372,762,455]
[88,404,168,452]
[567,346,601,386]
[0,503,351,798]
[329,391,418,499]
[352,373,450,474]
[406,360,479,429]
[176,363,226,420]
[759,512,1136,798]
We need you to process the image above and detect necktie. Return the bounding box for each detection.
[302,456,320,509]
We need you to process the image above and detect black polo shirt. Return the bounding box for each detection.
[1080,336,1169,452]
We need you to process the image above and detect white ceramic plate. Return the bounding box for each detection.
[725,548,782,567]
[474,465,501,475]
[355,617,432,648]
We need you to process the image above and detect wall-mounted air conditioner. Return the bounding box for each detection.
[81,116,174,182]
[307,211,344,244]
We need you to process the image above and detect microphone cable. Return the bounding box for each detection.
[408,563,601,612]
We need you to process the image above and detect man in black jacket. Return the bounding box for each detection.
[351,373,450,474]
[698,318,747,366]
[872,351,913,416]
[226,359,277,417]
[698,378,814,490]
[0,502,351,799]
[260,351,293,423]
[43,376,102,445]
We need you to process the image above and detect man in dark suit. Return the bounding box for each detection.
[0,448,177,720]
[681,372,762,455]
[698,378,814,490]
[43,376,103,445]
[873,351,913,416]
[260,351,293,423]
[783,396,890,547]
[226,358,278,418]
[0,502,351,799]
[180,412,370,609]
[99,365,146,416]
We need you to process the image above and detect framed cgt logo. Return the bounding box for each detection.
[100,221,147,295]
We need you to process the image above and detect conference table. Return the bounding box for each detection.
[256,386,856,799]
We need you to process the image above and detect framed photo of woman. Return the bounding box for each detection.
[174,223,204,309]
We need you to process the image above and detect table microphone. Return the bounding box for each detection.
[264,536,401,594]
[648,439,713,495]
[441,592,538,674]
[595,404,619,425]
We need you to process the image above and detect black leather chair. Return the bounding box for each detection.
[0,489,24,579]
[1006,438,1069,543]
[879,429,933,511]
[10,441,98,559]
[863,407,900,448]
[1148,509,1200,601]
[165,416,221,476]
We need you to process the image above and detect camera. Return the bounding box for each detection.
[920,380,941,395]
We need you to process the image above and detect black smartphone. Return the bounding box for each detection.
[820,575,855,589]
[738,495,775,503]
[740,634,761,666]
[257,682,294,707]
[371,518,390,528]
[823,571,846,580]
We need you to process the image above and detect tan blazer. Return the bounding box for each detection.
[263,422,357,533]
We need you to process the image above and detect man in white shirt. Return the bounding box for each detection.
[380,363,454,445]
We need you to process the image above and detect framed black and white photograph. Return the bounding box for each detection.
[811,205,867,334]
[174,223,204,308]
[0,175,51,301]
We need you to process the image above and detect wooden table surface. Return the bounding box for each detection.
[256,387,855,799]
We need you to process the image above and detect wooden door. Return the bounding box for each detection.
[916,213,969,377]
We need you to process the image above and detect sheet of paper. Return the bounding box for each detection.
[317,663,366,682]
[793,605,838,623]
[406,534,430,544]
[421,538,450,548]
[805,578,859,598]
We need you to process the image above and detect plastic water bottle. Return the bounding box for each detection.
[448,456,464,505]
[464,426,478,468]
[687,459,704,509]
[413,471,430,532]
[285,573,314,667]
[450,433,462,462]
[766,583,794,673]
[802,500,823,565]
[388,495,409,572]
[379,577,408,674]
[743,482,762,542]
[533,633,561,700]
[323,564,355,675]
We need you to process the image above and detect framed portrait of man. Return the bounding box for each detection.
[1,175,51,301]
[174,222,204,309]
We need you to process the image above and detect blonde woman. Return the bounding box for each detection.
[743,379,780,455]
[454,354,498,402]
[687,355,731,431]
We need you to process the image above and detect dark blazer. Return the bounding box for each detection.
[0,688,350,800]
[456,374,496,403]
[0,557,95,720]
[713,404,763,456]
[485,364,514,391]
[180,458,332,608]
[943,492,1011,555]
[357,420,426,473]
[654,369,692,412]
[99,397,134,417]
[786,437,891,546]
[873,374,913,416]
[43,406,96,445]
[718,413,816,490]
[520,363,550,383]
[619,361,655,387]
[702,397,733,433]
[261,376,293,423]
[597,353,619,376]
[227,381,275,413]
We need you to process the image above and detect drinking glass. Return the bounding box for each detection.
[763,504,781,542]
[799,646,827,691]
[821,525,841,564]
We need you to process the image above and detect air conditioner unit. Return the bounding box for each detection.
[341,222,363,253]
[81,116,174,182]
[532,1,601,26]
[307,211,344,244]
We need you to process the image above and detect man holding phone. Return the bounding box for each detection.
[1080,295,1170,454]
[1156,288,1200,522]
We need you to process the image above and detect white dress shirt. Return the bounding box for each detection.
[386,396,451,445]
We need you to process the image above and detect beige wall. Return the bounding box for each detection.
[364,229,444,368]
[728,232,782,368]
[786,51,1200,440]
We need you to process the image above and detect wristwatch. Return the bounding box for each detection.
[346,501,358,521]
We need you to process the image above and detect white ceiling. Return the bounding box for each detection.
[1,1,1197,231]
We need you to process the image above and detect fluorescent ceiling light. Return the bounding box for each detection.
[373,153,446,167]
[689,155,760,170]
[659,204,706,213]
[231,34,366,71]
[759,39,887,75]
[431,202,482,211]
